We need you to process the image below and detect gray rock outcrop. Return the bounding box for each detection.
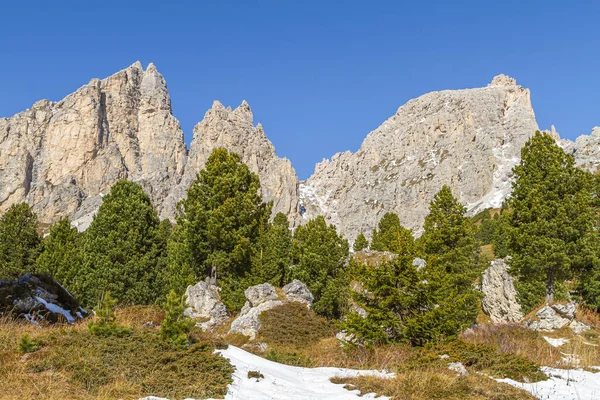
[162,100,300,223]
[228,281,314,340]
[0,62,300,229]
[481,258,523,323]
[0,274,88,324]
[0,62,187,228]
[528,302,577,331]
[184,281,228,331]
[282,280,314,307]
[301,75,538,240]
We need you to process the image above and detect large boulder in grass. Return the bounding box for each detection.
[0,274,88,324]
[229,281,314,340]
[184,281,228,331]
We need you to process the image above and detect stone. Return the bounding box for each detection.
[412,257,426,271]
[0,274,88,324]
[229,283,283,340]
[481,258,523,323]
[448,362,469,376]
[551,303,576,320]
[283,280,314,306]
[300,75,538,240]
[529,304,574,331]
[569,320,591,334]
[184,281,228,331]
[244,283,279,307]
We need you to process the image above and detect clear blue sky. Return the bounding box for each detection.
[1,1,599,179]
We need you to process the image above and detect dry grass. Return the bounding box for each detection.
[332,369,536,400]
[0,307,232,400]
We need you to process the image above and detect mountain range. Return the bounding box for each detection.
[1,62,598,240]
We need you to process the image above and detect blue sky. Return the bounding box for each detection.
[1,1,599,179]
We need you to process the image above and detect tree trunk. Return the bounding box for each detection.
[546,269,555,304]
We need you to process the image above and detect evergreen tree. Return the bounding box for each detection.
[170,148,271,310]
[252,212,292,287]
[412,185,483,345]
[88,292,130,337]
[371,212,414,254]
[79,180,165,306]
[506,131,598,307]
[344,234,424,345]
[353,232,369,252]
[0,203,41,279]
[474,209,497,245]
[291,216,349,319]
[160,290,195,345]
[36,217,82,290]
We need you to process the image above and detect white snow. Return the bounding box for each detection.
[497,367,600,400]
[34,296,75,323]
[140,346,394,400]
[299,183,331,220]
[216,345,394,399]
[543,336,570,347]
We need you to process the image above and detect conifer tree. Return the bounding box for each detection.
[252,212,292,287]
[79,180,165,306]
[371,212,414,254]
[169,148,271,310]
[36,217,82,291]
[506,131,598,307]
[0,203,41,279]
[353,232,369,252]
[411,185,483,345]
[160,290,195,345]
[291,216,349,319]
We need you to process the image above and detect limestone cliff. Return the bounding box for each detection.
[300,75,539,240]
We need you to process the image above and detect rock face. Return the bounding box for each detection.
[301,75,538,240]
[481,258,523,323]
[0,62,187,230]
[183,281,228,331]
[0,274,88,324]
[559,126,600,174]
[528,302,577,331]
[229,282,314,340]
[0,62,300,229]
[162,100,300,223]
[282,280,314,306]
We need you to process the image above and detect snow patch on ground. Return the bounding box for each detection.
[34,296,75,323]
[299,183,329,219]
[141,346,394,400]
[543,337,570,347]
[497,367,600,400]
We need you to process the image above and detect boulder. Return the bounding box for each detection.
[448,362,469,376]
[229,281,314,340]
[481,258,523,323]
[283,280,314,307]
[569,320,591,334]
[528,303,577,331]
[0,274,87,324]
[184,281,228,331]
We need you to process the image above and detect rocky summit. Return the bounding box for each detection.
[1,64,599,240]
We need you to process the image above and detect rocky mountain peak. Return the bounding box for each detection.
[489,74,517,87]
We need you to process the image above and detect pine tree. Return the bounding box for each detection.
[88,292,130,337]
[170,148,271,310]
[160,290,195,345]
[36,217,82,291]
[291,216,349,319]
[353,233,369,252]
[370,212,414,254]
[252,212,292,287]
[344,235,423,345]
[79,180,165,306]
[0,203,41,279]
[411,185,483,345]
[506,131,599,307]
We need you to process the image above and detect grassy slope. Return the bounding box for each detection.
[0,306,232,400]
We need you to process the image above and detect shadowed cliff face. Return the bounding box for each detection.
[1,65,597,240]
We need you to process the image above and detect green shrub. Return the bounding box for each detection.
[88,292,130,337]
[160,290,195,345]
[17,333,41,354]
